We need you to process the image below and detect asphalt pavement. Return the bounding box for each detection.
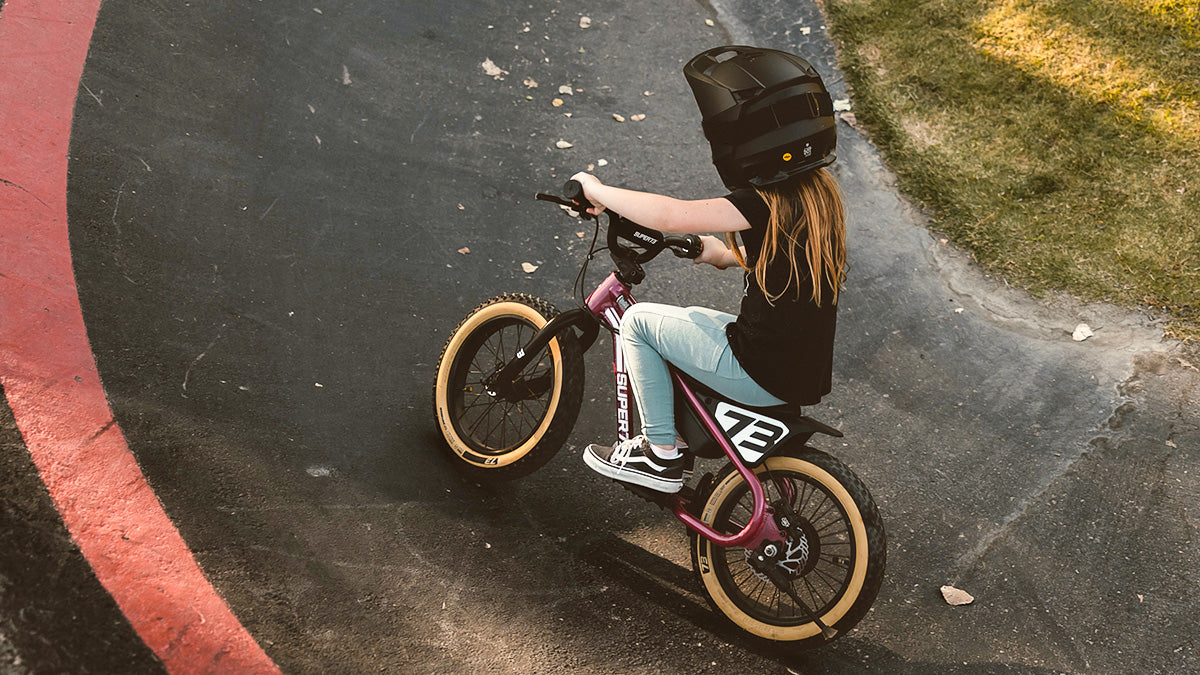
[2,0,1198,673]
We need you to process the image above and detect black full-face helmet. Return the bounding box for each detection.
[684,45,836,189]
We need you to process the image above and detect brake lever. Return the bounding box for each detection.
[535,192,594,220]
[535,192,573,208]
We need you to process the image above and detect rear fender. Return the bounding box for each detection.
[673,371,842,467]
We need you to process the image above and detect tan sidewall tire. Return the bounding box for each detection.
[433,300,564,468]
[695,455,871,641]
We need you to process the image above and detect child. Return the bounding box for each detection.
[574,45,847,494]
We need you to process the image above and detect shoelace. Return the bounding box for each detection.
[609,436,647,466]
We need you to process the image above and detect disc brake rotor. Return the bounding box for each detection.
[744,516,819,582]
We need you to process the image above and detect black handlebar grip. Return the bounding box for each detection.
[562,179,585,204]
[665,234,704,259]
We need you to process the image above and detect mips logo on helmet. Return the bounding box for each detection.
[782,143,813,163]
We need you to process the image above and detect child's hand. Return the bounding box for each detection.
[695,235,731,269]
[569,172,607,216]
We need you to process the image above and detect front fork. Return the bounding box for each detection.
[483,307,600,400]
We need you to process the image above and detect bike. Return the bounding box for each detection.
[432,181,886,647]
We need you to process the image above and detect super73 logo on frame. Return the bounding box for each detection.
[715,402,788,464]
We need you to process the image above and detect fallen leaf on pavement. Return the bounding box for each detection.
[481,58,508,80]
[941,585,974,606]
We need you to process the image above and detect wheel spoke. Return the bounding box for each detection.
[483,335,504,366]
[464,403,492,437]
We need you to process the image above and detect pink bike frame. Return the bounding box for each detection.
[584,272,774,548]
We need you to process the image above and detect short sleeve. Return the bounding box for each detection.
[722,188,770,229]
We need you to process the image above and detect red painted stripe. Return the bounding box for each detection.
[0,2,280,672]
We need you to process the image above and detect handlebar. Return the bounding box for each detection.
[537,180,704,266]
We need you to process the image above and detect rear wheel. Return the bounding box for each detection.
[690,445,885,647]
[432,294,585,480]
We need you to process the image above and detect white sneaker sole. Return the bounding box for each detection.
[583,447,683,494]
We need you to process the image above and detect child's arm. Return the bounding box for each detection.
[570,172,750,234]
[694,235,744,270]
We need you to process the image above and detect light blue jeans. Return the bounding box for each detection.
[620,303,786,446]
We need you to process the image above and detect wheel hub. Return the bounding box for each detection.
[745,511,820,581]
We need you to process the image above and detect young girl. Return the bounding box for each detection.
[575,45,846,494]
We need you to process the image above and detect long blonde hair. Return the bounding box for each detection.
[725,168,846,307]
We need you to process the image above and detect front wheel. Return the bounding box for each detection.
[432,294,585,480]
[689,445,886,647]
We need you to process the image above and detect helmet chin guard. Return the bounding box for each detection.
[684,46,837,189]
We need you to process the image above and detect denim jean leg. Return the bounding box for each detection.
[621,303,788,447]
[619,303,678,446]
[620,303,786,446]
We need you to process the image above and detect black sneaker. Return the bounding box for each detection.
[583,435,685,494]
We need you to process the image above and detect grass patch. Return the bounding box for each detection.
[822,0,1200,340]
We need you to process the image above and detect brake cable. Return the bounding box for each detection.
[573,217,605,309]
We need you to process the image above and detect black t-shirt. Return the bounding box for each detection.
[723,188,837,405]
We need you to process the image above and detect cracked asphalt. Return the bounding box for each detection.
[2,0,1198,672]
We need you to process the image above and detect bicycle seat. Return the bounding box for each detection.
[671,369,799,417]
[671,369,842,462]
